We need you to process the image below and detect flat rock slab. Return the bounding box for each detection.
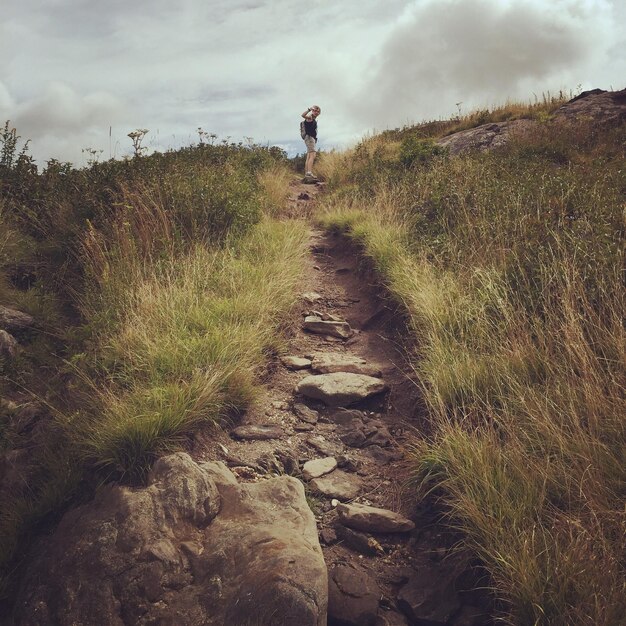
[310,470,362,500]
[302,292,323,303]
[337,502,415,533]
[328,563,380,626]
[281,356,312,370]
[296,373,387,407]
[302,457,337,481]
[231,424,284,440]
[311,353,382,376]
[303,316,353,339]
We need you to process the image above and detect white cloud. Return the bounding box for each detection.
[0,0,624,165]
[358,0,625,127]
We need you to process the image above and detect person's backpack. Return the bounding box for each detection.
[300,120,307,139]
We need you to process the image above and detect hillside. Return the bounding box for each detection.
[1,88,625,626]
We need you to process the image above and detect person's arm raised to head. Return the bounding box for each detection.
[301,107,313,119]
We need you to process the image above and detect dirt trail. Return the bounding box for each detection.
[193,180,492,626]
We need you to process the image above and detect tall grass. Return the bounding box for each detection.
[0,135,308,597]
[76,219,307,477]
[319,110,625,624]
[257,162,294,216]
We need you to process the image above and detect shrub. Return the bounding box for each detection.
[399,137,447,168]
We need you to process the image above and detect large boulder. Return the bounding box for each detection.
[14,453,327,625]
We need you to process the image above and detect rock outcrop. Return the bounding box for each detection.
[436,88,626,155]
[14,453,327,625]
[437,119,534,155]
[554,88,626,125]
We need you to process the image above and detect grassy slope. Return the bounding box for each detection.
[317,101,625,625]
[0,140,307,594]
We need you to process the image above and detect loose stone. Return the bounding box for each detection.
[294,423,315,432]
[319,527,337,545]
[328,408,367,426]
[377,610,410,626]
[301,292,323,303]
[397,568,461,626]
[303,316,353,339]
[336,502,415,533]
[231,425,284,441]
[281,356,312,370]
[364,427,393,448]
[293,403,319,424]
[366,445,403,465]
[0,305,34,333]
[306,436,343,457]
[310,470,362,501]
[340,430,367,448]
[0,330,18,358]
[335,524,385,557]
[311,352,382,376]
[302,457,337,481]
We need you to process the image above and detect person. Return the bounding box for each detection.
[301,105,321,178]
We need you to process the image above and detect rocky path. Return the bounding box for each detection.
[8,180,493,625]
[193,180,493,626]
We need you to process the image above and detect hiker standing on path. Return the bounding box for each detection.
[301,105,321,178]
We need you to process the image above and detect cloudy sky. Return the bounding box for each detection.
[1,0,624,166]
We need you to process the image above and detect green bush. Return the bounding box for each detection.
[399,137,447,167]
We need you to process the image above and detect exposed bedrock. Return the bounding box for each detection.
[14,452,327,626]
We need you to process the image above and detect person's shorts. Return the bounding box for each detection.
[304,135,317,153]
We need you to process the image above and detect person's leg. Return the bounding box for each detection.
[305,151,315,175]
[304,136,317,176]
